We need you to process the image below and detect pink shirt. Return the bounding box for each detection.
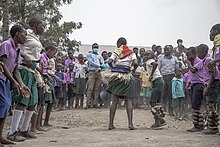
[65,71,75,84]
[188,57,204,84]
[40,52,49,75]
[0,38,22,81]
[65,58,78,68]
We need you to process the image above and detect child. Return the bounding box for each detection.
[54,63,65,110]
[139,66,152,109]
[73,54,88,109]
[144,50,166,128]
[66,63,75,109]
[196,44,220,134]
[1,25,30,144]
[185,47,205,132]
[172,68,185,120]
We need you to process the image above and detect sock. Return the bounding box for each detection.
[20,110,33,132]
[9,109,23,135]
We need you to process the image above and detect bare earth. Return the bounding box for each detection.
[3,109,220,147]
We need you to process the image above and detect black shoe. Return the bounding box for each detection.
[202,128,219,134]
[160,118,167,126]
[7,131,25,142]
[19,131,37,139]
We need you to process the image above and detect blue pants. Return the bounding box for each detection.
[0,79,11,118]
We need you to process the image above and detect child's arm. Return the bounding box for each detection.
[149,61,158,81]
[204,70,215,96]
[185,59,197,73]
[0,57,21,96]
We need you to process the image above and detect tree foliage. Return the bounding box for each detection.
[0,0,82,51]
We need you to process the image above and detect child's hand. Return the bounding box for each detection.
[21,85,30,98]
[207,60,216,69]
[0,62,4,73]
[12,81,21,96]
[184,59,191,65]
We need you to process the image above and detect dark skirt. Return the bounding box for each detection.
[106,72,135,99]
[73,78,87,95]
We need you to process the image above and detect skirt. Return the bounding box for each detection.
[105,72,135,99]
[73,78,87,95]
[140,87,152,97]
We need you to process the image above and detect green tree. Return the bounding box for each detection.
[0,0,82,51]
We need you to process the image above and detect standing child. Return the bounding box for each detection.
[1,25,30,144]
[54,63,65,110]
[185,47,205,132]
[144,50,166,128]
[73,54,88,109]
[172,68,185,120]
[66,63,75,109]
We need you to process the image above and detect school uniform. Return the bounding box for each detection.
[66,71,75,98]
[171,77,185,108]
[0,38,21,118]
[73,62,87,95]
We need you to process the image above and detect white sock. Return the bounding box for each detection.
[20,110,33,132]
[9,109,23,135]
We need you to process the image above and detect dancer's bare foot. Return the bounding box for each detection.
[0,137,15,145]
[108,125,116,130]
[36,126,47,131]
[128,125,136,130]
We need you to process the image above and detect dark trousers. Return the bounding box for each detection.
[190,83,204,111]
[162,74,175,113]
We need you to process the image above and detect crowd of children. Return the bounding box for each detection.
[0,15,220,146]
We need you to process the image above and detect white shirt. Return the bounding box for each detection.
[110,52,136,67]
[146,59,162,81]
[20,29,43,61]
[73,63,88,78]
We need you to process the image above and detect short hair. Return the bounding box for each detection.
[197,44,209,53]
[186,47,196,55]
[211,24,220,33]
[10,25,24,38]
[78,54,84,58]
[133,47,138,51]
[140,48,145,52]
[92,43,99,48]
[45,42,57,52]
[164,45,173,49]
[117,37,127,46]
[177,39,183,43]
[28,16,43,28]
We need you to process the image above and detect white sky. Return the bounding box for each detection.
[60,0,220,48]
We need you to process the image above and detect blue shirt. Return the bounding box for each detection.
[103,58,110,71]
[172,77,185,99]
[87,52,104,71]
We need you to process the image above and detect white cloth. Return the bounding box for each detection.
[145,59,162,81]
[20,110,33,132]
[48,58,56,75]
[20,29,43,61]
[9,109,23,135]
[110,52,137,67]
[73,63,88,78]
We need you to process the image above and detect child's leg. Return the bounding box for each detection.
[44,102,53,126]
[30,106,39,132]
[0,118,14,144]
[80,95,84,108]
[179,98,184,119]
[75,95,79,108]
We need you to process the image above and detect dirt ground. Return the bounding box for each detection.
[3,108,220,147]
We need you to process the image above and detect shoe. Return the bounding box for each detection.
[19,131,37,139]
[7,131,25,142]
[186,127,202,132]
[202,128,219,134]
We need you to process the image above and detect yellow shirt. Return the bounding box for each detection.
[140,69,151,88]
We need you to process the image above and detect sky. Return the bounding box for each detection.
[60,0,220,48]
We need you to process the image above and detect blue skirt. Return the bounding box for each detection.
[0,79,11,118]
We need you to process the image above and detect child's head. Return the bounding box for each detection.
[210,24,220,41]
[175,67,182,78]
[68,48,75,59]
[156,46,162,55]
[45,43,57,59]
[196,44,209,59]
[144,50,155,61]
[56,63,62,71]
[78,54,84,62]
[175,51,182,58]
[101,51,108,60]
[117,37,127,48]
[139,48,145,57]
[185,47,196,61]
[57,51,63,57]
[69,63,74,71]
[133,47,139,55]
[10,25,27,44]
[28,16,45,35]
[164,45,173,56]
[61,65,65,72]
[177,39,183,45]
